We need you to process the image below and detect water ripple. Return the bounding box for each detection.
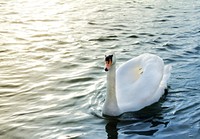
[0,0,200,138]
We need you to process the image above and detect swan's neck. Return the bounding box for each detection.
[103,64,121,116]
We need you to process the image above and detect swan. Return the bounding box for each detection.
[103,52,171,116]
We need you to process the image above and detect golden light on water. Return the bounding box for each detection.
[1,0,200,138]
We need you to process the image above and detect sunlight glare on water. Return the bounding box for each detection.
[0,0,200,139]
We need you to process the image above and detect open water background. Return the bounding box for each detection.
[0,0,200,138]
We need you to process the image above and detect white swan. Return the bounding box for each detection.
[103,52,171,116]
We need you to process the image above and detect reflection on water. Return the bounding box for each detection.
[106,121,118,139]
[0,0,200,138]
[105,93,169,138]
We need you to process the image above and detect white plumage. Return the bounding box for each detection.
[103,52,171,116]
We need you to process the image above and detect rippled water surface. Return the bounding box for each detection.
[0,0,200,138]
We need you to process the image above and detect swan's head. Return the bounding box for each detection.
[104,52,116,71]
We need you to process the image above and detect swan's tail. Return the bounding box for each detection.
[161,64,172,88]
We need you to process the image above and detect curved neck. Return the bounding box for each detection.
[103,64,121,116]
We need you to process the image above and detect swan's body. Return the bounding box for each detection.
[103,53,171,116]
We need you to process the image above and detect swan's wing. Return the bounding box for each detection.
[117,55,143,86]
[145,64,172,106]
[116,53,166,112]
[160,64,172,88]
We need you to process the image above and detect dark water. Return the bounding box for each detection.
[0,0,200,138]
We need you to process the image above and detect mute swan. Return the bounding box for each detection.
[103,52,171,116]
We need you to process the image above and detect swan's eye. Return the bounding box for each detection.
[105,55,113,63]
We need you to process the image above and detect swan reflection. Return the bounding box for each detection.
[105,97,169,138]
[105,120,118,139]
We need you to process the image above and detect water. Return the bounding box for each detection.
[0,0,200,138]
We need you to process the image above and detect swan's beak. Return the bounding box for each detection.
[105,60,112,71]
